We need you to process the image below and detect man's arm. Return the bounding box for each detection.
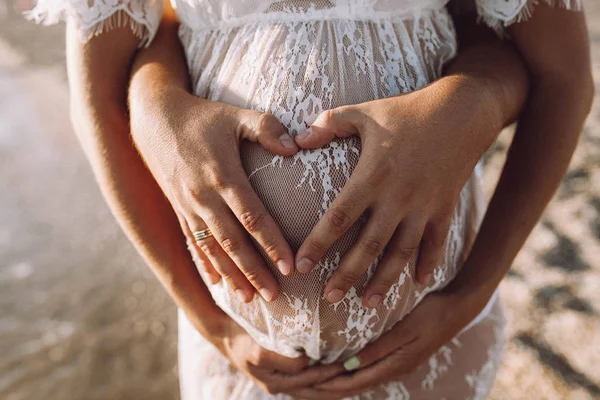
[449,5,593,299]
[66,17,229,341]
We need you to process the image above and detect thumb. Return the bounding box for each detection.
[295,105,363,149]
[236,109,298,156]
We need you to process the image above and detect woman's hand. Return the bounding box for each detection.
[294,77,500,308]
[311,289,491,395]
[129,86,299,303]
[212,312,354,399]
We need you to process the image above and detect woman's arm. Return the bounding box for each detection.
[313,5,592,395]
[293,13,529,307]
[448,4,593,300]
[65,21,229,342]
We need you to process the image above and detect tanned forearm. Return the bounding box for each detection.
[128,4,190,105]
[447,7,593,303]
[67,15,228,341]
[438,12,529,158]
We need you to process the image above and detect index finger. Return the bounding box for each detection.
[295,170,373,274]
[223,176,295,277]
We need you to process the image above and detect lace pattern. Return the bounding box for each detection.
[178,295,507,399]
[25,0,585,46]
[181,9,476,365]
[25,0,163,45]
[474,0,584,34]
[28,0,583,398]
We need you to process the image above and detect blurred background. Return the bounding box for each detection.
[1,1,599,399]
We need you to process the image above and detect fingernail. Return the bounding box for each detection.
[343,356,361,371]
[326,288,345,303]
[235,289,248,302]
[423,273,433,285]
[296,257,314,274]
[295,127,311,140]
[367,294,381,308]
[308,357,318,366]
[259,288,274,302]
[279,133,296,149]
[277,260,292,275]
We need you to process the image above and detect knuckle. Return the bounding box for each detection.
[240,211,266,234]
[320,109,336,126]
[209,173,231,192]
[360,238,385,257]
[220,236,240,254]
[256,112,277,134]
[261,241,280,260]
[306,240,328,259]
[243,267,262,284]
[396,245,419,261]
[339,270,361,286]
[185,187,207,206]
[218,270,236,282]
[326,207,352,234]
[374,275,398,291]
[199,240,220,258]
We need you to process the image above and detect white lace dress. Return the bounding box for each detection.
[28,0,583,398]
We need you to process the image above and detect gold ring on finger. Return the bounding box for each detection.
[193,228,213,241]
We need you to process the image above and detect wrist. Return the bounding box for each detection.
[178,299,235,346]
[442,253,503,312]
[442,39,529,130]
[129,78,189,115]
[435,73,505,134]
[441,273,498,323]
[400,75,505,168]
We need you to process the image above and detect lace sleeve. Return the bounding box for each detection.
[474,0,583,34]
[25,0,164,47]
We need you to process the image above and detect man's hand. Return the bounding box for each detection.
[213,301,354,399]
[311,290,490,396]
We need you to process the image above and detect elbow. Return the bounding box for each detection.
[572,71,595,120]
[532,67,595,118]
[582,75,595,118]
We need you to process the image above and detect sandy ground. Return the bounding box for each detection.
[0,2,599,399]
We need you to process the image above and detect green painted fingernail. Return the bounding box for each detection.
[343,356,361,371]
[308,357,318,366]
[423,273,433,285]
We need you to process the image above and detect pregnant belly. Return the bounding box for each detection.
[239,138,399,362]
[187,136,481,364]
[182,17,471,362]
